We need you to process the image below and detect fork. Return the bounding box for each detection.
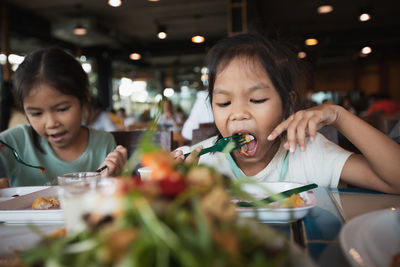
[183,134,249,158]
[0,140,45,173]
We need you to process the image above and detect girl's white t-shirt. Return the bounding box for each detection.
[178,133,352,188]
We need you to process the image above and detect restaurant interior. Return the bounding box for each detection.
[0,1,400,266]
[1,0,400,135]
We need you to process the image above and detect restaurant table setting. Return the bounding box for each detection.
[0,134,399,266]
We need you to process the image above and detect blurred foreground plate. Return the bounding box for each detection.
[0,186,63,224]
[339,208,400,267]
[236,182,317,223]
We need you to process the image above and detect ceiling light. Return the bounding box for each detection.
[148,0,160,2]
[191,35,205,44]
[129,53,141,60]
[305,38,318,46]
[73,24,87,36]
[108,0,122,7]
[317,4,333,14]
[361,46,372,55]
[359,13,371,22]
[157,25,167,39]
[298,51,307,59]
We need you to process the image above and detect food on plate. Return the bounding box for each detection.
[20,149,310,267]
[280,194,306,208]
[32,196,60,209]
[48,227,66,238]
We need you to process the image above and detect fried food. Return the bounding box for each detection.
[32,196,60,209]
[281,194,305,208]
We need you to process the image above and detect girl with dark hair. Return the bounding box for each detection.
[0,47,127,187]
[175,33,400,194]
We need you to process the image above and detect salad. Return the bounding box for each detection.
[19,138,311,266]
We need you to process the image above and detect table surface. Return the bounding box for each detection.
[1,186,399,266]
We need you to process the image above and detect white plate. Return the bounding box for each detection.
[339,208,400,267]
[0,186,64,224]
[236,182,317,223]
[0,186,49,202]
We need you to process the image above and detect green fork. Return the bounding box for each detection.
[0,140,45,173]
[184,134,249,158]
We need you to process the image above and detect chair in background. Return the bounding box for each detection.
[191,123,218,145]
[111,130,173,157]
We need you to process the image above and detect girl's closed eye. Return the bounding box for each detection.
[250,98,268,104]
[29,111,42,117]
[216,101,231,107]
[57,106,71,112]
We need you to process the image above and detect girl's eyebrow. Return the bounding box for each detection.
[213,88,230,95]
[213,83,270,95]
[25,101,71,111]
[249,83,270,92]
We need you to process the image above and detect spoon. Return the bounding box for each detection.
[0,140,45,174]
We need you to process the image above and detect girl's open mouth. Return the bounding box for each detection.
[238,133,258,157]
[48,132,66,142]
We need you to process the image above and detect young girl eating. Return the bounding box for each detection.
[175,33,400,194]
[0,47,127,187]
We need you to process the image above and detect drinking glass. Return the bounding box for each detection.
[57,172,117,234]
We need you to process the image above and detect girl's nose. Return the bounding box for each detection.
[45,114,61,128]
[230,103,251,121]
[230,112,250,121]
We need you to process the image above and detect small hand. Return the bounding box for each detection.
[99,145,128,177]
[268,104,339,153]
[172,145,203,164]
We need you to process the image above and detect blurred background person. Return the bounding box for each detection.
[181,90,214,141]
[87,97,117,132]
[158,99,183,133]
[116,108,136,130]
[366,93,400,116]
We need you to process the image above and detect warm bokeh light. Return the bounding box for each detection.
[361,46,372,55]
[305,38,318,46]
[157,31,167,39]
[359,13,371,22]
[298,51,307,59]
[73,25,87,36]
[108,0,122,7]
[317,5,334,14]
[191,35,205,43]
[129,53,141,60]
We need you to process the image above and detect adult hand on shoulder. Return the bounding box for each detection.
[172,145,203,164]
[99,145,128,177]
[0,178,9,188]
[268,104,341,153]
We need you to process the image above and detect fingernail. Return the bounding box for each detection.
[195,146,202,152]
[267,134,273,140]
[300,146,305,152]
[284,142,289,149]
[290,145,295,153]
